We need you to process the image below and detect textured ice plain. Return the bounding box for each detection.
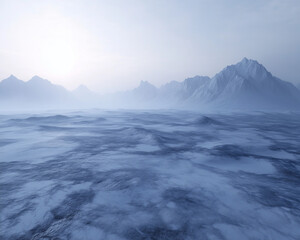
[0,110,300,240]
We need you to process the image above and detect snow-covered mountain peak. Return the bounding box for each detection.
[182,76,211,95]
[234,58,271,80]
[240,57,254,64]
[28,75,51,85]
[183,76,210,86]
[129,80,157,102]
[1,58,300,110]
[139,80,155,88]
[74,84,90,92]
[73,84,93,96]
[135,81,157,93]
[213,58,272,87]
[2,74,21,82]
[8,74,18,79]
[0,75,25,88]
[236,58,262,70]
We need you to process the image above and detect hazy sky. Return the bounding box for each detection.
[0,0,300,93]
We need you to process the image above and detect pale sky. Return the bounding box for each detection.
[0,0,300,93]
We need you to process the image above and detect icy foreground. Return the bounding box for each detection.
[0,110,300,240]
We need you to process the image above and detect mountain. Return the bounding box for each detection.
[142,58,300,110]
[0,75,73,110]
[158,76,210,106]
[73,84,92,97]
[184,58,300,110]
[130,81,157,102]
[105,81,158,108]
[72,84,99,101]
[1,58,300,111]
[0,75,26,98]
[26,76,72,103]
[72,84,101,107]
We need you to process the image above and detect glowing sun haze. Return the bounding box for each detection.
[0,0,300,93]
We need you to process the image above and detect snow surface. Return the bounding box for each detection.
[0,110,300,240]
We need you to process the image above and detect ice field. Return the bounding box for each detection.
[0,110,300,240]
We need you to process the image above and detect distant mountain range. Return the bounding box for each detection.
[1,58,300,111]
[0,75,98,110]
[106,58,300,110]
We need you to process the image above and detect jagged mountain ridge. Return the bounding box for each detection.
[0,75,87,109]
[0,75,71,108]
[1,58,300,110]
[124,58,300,110]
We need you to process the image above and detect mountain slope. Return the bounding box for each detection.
[0,75,26,99]
[207,58,300,110]
[0,75,73,109]
[180,58,300,110]
[1,58,300,111]
[112,58,300,110]
[157,76,210,106]
[26,76,72,103]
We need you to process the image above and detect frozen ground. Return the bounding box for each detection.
[0,110,300,240]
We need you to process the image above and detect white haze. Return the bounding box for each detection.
[0,0,300,93]
[1,58,300,112]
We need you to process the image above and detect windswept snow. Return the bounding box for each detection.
[1,110,300,240]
